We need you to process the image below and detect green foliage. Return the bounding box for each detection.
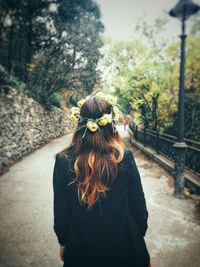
[101,13,200,140]
[166,19,200,141]
[102,32,177,130]
[184,36,200,141]
[0,0,51,79]
[0,65,25,90]
[0,0,104,108]
[49,92,62,108]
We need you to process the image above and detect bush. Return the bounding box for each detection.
[0,65,25,90]
[49,93,62,108]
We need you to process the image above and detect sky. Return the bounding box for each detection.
[95,0,200,42]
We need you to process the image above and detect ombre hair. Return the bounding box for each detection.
[58,94,125,209]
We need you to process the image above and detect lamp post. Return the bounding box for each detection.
[169,0,199,198]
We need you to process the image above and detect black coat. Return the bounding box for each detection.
[53,149,150,267]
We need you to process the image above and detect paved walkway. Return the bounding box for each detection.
[0,125,199,267]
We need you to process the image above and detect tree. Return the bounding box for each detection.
[0,0,104,109]
[166,12,200,140]
[0,0,51,80]
[27,0,104,107]
[100,16,178,131]
[100,13,200,140]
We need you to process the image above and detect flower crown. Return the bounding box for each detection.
[70,92,120,138]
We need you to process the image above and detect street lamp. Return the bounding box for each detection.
[169,0,199,198]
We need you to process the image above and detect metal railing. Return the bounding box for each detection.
[129,122,200,176]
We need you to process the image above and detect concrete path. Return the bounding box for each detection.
[0,125,199,267]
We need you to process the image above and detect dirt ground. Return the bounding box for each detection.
[0,125,199,267]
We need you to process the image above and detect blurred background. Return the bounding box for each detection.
[0,0,200,266]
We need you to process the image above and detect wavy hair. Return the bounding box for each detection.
[59,94,125,209]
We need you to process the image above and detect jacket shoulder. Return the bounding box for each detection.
[122,148,134,163]
[124,148,133,156]
[54,151,75,183]
[117,149,133,171]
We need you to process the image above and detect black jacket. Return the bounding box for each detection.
[53,148,150,267]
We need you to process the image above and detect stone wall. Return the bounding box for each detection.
[0,86,75,175]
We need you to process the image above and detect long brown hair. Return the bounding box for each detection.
[59,94,125,209]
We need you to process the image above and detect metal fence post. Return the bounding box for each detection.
[143,126,146,147]
[135,125,138,141]
[156,130,160,154]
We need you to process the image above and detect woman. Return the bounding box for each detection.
[53,92,151,267]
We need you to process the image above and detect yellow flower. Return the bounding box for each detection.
[77,99,85,108]
[98,114,112,126]
[86,120,99,132]
[70,113,80,122]
[71,106,80,114]
[95,92,106,99]
[112,106,120,121]
[71,107,80,117]
[104,94,117,106]
[70,107,80,122]
[85,96,91,101]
